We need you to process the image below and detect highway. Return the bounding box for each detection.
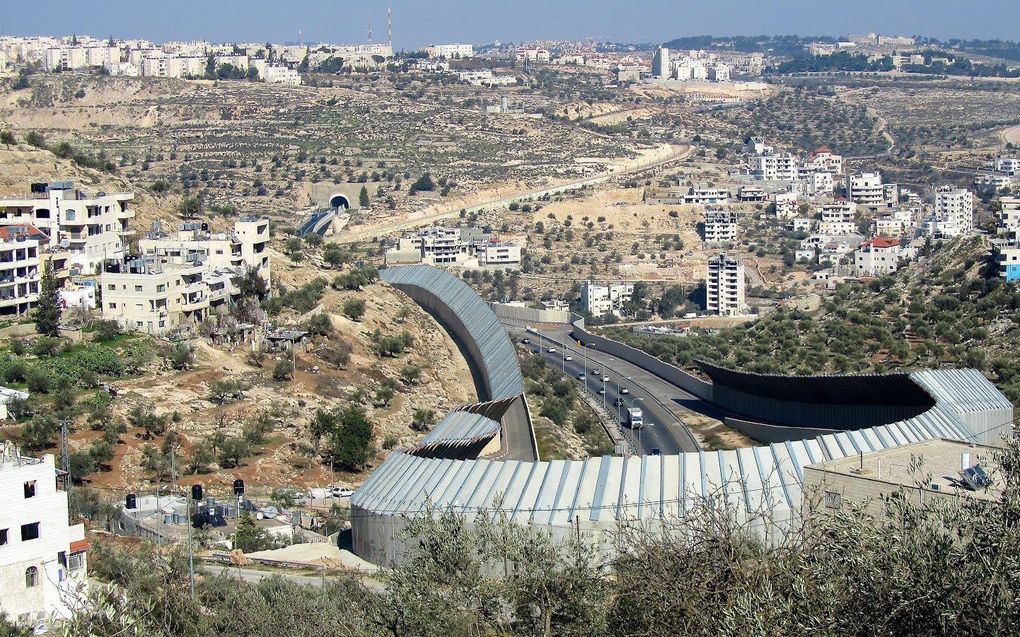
[520,329,702,456]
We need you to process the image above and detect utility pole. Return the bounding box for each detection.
[59,419,71,493]
[187,497,195,598]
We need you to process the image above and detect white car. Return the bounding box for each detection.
[602,376,610,383]
[620,388,630,395]
[330,486,355,498]
[547,347,557,353]
[565,355,573,361]
[577,373,587,381]
[597,388,606,395]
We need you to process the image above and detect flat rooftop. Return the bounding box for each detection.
[807,438,1002,501]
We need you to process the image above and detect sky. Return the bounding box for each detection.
[2,0,1019,48]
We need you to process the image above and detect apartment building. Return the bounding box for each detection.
[846,172,887,207]
[581,281,634,319]
[0,225,49,317]
[934,186,975,236]
[708,63,730,82]
[101,217,270,335]
[0,444,88,626]
[854,237,901,277]
[819,201,859,236]
[994,156,1019,176]
[706,253,745,316]
[995,197,1020,236]
[137,216,271,286]
[805,146,844,175]
[475,242,522,269]
[652,47,670,78]
[772,192,799,219]
[213,54,249,71]
[425,44,474,59]
[703,209,738,244]
[992,242,1020,282]
[0,182,134,274]
[684,187,731,205]
[44,45,120,71]
[754,153,799,181]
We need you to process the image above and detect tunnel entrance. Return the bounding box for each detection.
[329,194,351,210]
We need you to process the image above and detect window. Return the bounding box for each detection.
[21,522,39,541]
[134,285,143,292]
[108,284,115,291]
[824,491,842,510]
[25,566,39,587]
[65,209,76,221]
[0,528,7,545]
[23,480,35,498]
[156,284,165,293]
[108,302,116,309]
[69,553,84,570]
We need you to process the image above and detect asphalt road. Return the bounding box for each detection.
[522,331,700,456]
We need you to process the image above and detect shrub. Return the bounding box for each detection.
[272,360,294,381]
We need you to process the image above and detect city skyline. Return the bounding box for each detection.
[3,0,1020,48]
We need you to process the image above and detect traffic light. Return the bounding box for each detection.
[191,484,203,501]
[233,479,245,496]
[125,493,137,510]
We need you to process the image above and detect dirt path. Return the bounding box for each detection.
[1002,125,1020,147]
[337,144,693,243]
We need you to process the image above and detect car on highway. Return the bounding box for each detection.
[577,373,586,381]
[620,387,630,394]
[521,338,531,344]
[650,448,661,456]
[547,347,556,353]
[613,398,624,407]
[592,368,602,376]
[565,355,573,361]
[597,388,606,395]
[602,376,610,382]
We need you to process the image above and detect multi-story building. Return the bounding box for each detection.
[100,257,214,334]
[854,237,901,277]
[652,47,670,79]
[994,156,1020,176]
[0,443,88,625]
[425,44,474,59]
[213,54,249,71]
[44,45,120,71]
[772,192,799,219]
[995,197,1020,236]
[992,241,1020,282]
[475,242,522,269]
[703,209,738,244]
[581,281,634,319]
[846,172,886,207]
[819,201,859,236]
[0,182,134,275]
[390,227,471,266]
[934,186,975,236]
[754,152,799,181]
[708,63,730,82]
[706,253,745,316]
[805,146,844,175]
[137,217,271,286]
[0,225,49,317]
[684,187,731,205]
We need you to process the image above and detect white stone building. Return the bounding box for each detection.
[0,182,134,275]
[846,172,886,207]
[854,237,901,277]
[425,44,474,59]
[0,444,88,626]
[581,281,634,319]
[652,47,670,78]
[703,209,738,244]
[707,253,745,316]
[934,186,974,236]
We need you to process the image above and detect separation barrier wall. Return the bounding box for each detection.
[725,417,840,445]
[569,315,714,402]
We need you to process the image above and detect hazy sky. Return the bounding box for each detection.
[3,0,1019,48]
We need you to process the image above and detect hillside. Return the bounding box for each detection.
[611,237,1020,403]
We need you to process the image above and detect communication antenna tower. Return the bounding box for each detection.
[387,6,393,49]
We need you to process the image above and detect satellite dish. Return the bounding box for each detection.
[59,239,70,248]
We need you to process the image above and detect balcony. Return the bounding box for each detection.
[182,295,209,311]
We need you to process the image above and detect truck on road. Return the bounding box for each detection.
[627,407,644,428]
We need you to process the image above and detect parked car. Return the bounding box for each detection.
[329,486,355,498]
